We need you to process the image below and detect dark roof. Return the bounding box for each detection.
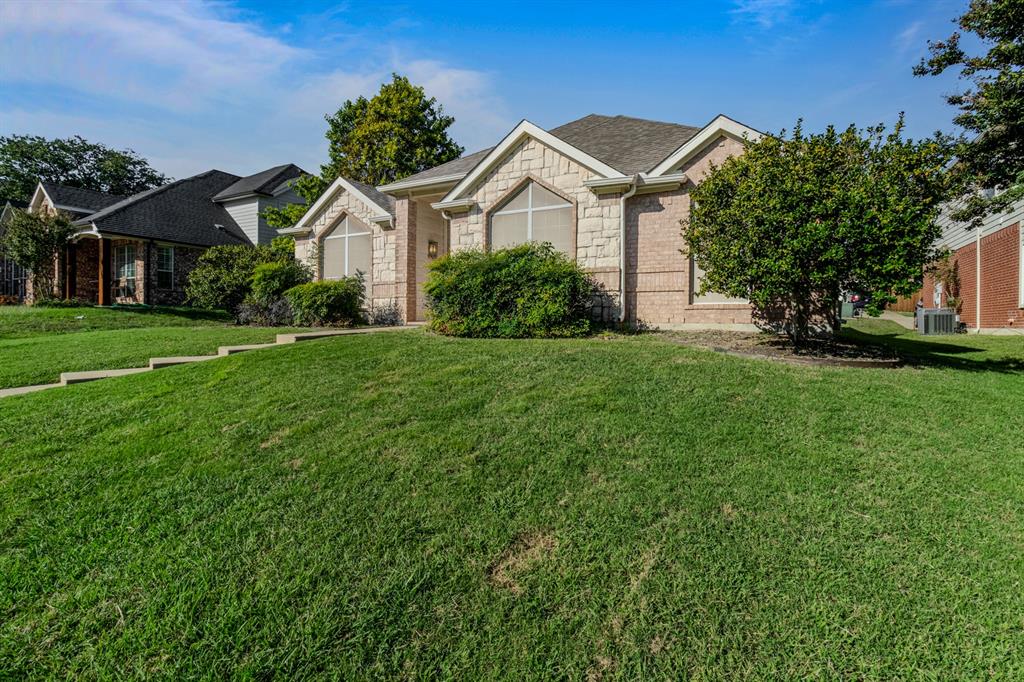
[388,147,494,187]
[75,170,251,247]
[212,163,305,201]
[548,114,701,175]
[2,198,28,209]
[41,182,125,214]
[346,177,395,216]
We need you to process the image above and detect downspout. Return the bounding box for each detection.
[975,226,982,333]
[618,175,641,324]
[441,210,453,256]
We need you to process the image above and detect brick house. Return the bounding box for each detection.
[284,113,761,328]
[903,195,1023,332]
[25,164,304,305]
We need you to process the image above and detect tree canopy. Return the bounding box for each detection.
[683,118,953,342]
[0,135,169,203]
[915,0,1024,223]
[263,74,463,229]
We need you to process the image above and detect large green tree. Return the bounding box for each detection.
[264,74,463,228]
[0,135,169,203]
[683,118,953,343]
[914,0,1023,223]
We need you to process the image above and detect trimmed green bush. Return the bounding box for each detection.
[185,245,283,313]
[424,242,595,338]
[250,261,310,304]
[284,277,365,326]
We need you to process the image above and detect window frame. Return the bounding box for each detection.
[156,245,174,289]
[486,178,575,257]
[320,214,373,281]
[688,255,748,306]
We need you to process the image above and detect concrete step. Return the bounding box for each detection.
[218,343,276,356]
[149,355,219,370]
[61,367,150,385]
[0,383,63,398]
[276,326,412,344]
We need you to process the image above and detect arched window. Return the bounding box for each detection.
[490,181,573,256]
[322,215,372,288]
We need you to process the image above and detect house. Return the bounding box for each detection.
[283,113,761,328]
[1,198,29,301]
[898,194,1023,332]
[25,164,304,305]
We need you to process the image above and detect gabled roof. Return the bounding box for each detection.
[548,115,702,176]
[38,182,125,215]
[212,163,306,201]
[285,175,397,235]
[75,170,251,247]
[379,147,495,193]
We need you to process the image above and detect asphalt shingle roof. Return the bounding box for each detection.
[212,163,305,201]
[547,114,700,175]
[41,182,125,214]
[75,170,252,247]
[388,147,494,187]
[346,177,395,216]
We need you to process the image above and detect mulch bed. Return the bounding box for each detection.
[661,330,902,368]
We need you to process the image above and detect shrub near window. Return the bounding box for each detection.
[250,261,309,304]
[284,276,365,327]
[424,242,595,338]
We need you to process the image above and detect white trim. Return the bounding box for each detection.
[294,176,394,232]
[156,244,174,288]
[28,182,99,215]
[430,197,476,212]
[584,172,689,194]
[276,226,311,236]
[489,181,573,253]
[379,173,466,194]
[647,115,763,177]
[440,120,626,203]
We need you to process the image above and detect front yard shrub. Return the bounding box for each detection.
[235,298,295,327]
[185,244,284,313]
[424,242,595,338]
[250,261,310,304]
[284,277,365,326]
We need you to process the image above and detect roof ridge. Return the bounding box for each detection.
[79,169,238,224]
[40,181,126,201]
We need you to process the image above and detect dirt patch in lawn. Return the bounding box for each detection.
[487,531,557,595]
[662,330,901,367]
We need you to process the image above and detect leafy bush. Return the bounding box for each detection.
[250,260,310,304]
[284,276,365,326]
[424,242,595,338]
[32,297,90,308]
[235,298,295,327]
[185,245,286,313]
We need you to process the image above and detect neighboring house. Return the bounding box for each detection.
[25,164,304,305]
[1,198,29,301]
[917,194,1023,331]
[284,113,761,327]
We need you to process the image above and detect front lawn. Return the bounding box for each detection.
[0,304,231,339]
[1,323,1021,678]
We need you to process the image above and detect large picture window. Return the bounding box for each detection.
[690,257,747,305]
[157,245,174,289]
[322,215,372,290]
[490,181,572,256]
[114,244,136,295]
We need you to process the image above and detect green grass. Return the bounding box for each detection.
[0,305,311,388]
[0,304,231,339]
[1,322,1022,678]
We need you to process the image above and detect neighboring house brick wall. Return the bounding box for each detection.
[74,239,100,303]
[145,243,202,306]
[294,187,398,310]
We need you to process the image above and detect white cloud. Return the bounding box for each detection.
[730,0,796,30]
[0,1,513,176]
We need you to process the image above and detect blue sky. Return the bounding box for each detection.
[0,0,970,180]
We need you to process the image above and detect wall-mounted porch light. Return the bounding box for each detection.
[427,240,439,259]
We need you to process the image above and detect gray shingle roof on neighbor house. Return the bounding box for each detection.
[548,114,701,175]
[75,170,252,247]
[212,163,305,201]
[41,182,125,215]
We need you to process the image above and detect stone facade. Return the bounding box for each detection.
[294,186,398,311]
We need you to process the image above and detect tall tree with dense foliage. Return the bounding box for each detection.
[0,208,75,299]
[0,135,169,203]
[263,74,463,228]
[683,118,953,343]
[914,0,1023,223]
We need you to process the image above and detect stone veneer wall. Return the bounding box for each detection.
[294,188,398,310]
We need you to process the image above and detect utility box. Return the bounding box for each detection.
[918,308,956,335]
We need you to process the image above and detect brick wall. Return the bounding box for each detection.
[146,243,203,306]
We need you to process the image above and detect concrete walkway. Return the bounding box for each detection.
[878,311,916,330]
[0,325,414,399]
